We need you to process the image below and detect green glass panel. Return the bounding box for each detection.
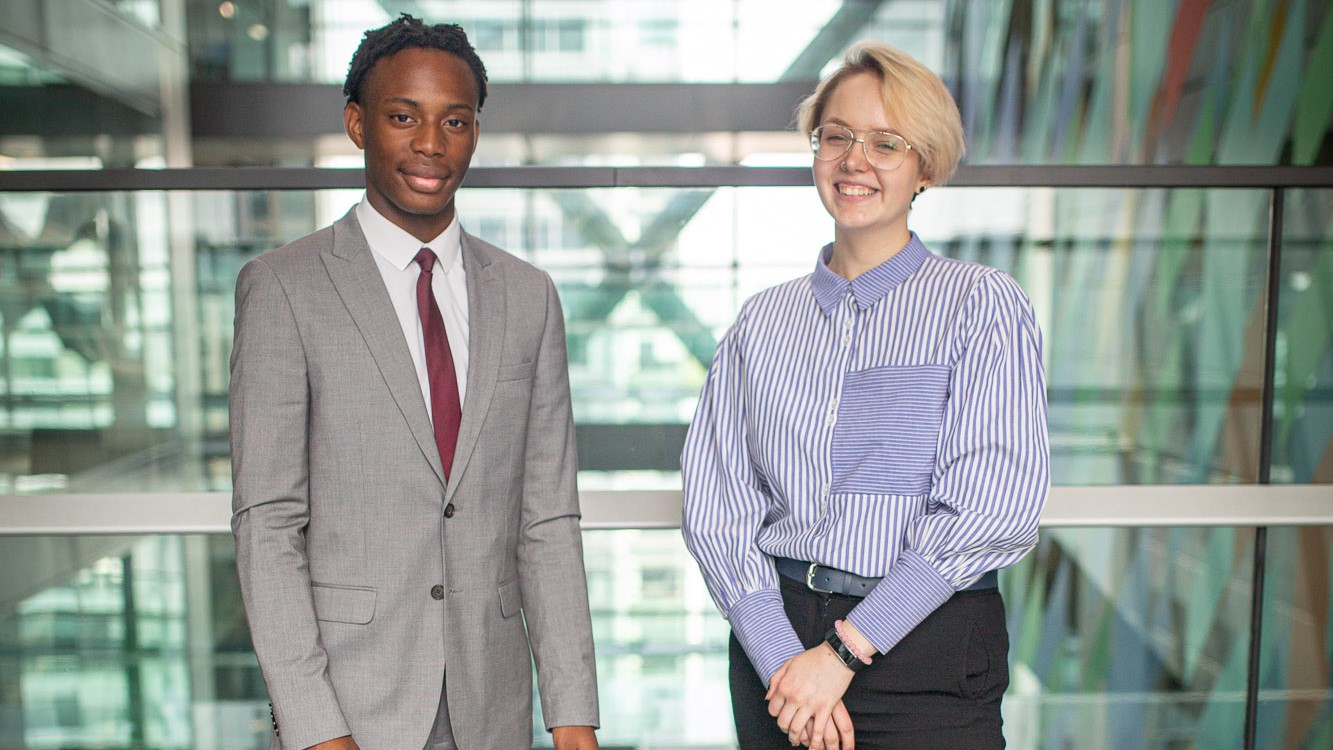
[1256,527,1333,749]
[0,184,1283,490]
[1003,527,1256,749]
[0,525,1270,749]
[1293,8,1333,165]
[1272,189,1333,483]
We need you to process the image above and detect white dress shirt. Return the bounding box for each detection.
[356,198,470,413]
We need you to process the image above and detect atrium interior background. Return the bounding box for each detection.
[1,1,1332,748]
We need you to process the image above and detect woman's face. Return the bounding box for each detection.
[812,72,929,249]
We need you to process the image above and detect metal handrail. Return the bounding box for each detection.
[0,485,1329,536]
[1,164,1332,192]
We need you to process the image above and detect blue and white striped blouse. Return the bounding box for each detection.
[681,233,1049,685]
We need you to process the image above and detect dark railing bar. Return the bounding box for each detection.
[2,165,1332,192]
[1242,186,1286,750]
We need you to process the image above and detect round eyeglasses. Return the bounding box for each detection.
[810,125,914,171]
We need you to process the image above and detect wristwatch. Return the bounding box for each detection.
[824,626,869,672]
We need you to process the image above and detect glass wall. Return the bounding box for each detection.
[0,526,1284,749]
[1005,526,1258,749]
[1256,526,1333,750]
[1273,189,1333,485]
[0,179,1328,748]
[1253,188,1333,750]
[0,184,1309,492]
[0,532,734,749]
[1,1,1331,748]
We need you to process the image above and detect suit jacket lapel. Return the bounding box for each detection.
[322,209,448,488]
[445,230,504,504]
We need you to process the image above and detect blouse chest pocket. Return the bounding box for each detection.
[832,364,950,495]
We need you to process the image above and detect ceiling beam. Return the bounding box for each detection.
[189,81,818,138]
[781,0,887,80]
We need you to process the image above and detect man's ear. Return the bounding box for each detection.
[344,102,366,149]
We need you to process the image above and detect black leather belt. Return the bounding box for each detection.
[774,557,997,597]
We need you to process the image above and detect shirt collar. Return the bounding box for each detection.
[812,232,930,316]
[356,196,463,274]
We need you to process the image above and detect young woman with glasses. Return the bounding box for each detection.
[681,41,1049,750]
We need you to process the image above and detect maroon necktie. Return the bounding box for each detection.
[414,248,462,480]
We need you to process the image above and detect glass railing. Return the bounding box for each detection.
[0,175,1325,492]
[0,521,1322,749]
[0,168,1329,749]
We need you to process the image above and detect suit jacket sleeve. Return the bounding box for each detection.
[517,273,600,729]
[230,257,351,749]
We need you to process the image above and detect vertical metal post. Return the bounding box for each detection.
[183,536,218,750]
[1243,185,1285,750]
[521,0,532,81]
[121,552,146,745]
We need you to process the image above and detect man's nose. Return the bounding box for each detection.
[412,125,446,156]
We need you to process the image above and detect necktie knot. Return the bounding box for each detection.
[415,247,437,274]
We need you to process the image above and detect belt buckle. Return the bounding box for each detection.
[806,562,835,594]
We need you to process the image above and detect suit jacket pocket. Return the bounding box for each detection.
[497,360,536,382]
[498,579,523,618]
[311,583,377,624]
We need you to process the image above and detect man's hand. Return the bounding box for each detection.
[306,737,359,750]
[766,644,855,749]
[552,725,599,750]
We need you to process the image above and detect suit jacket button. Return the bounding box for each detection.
[443,503,455,518]
[430,584,445,600]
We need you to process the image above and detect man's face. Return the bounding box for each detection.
[344,47,480,243]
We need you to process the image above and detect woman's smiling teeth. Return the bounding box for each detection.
[838,183,877,196]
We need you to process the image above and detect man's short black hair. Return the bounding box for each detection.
[343,14,489,109]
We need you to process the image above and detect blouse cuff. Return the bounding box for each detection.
[846,549,954,654]
[728,588,805,686]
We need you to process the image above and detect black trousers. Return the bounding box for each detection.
[730,574,1009,750]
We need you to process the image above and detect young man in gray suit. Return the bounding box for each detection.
[229,15,600,750]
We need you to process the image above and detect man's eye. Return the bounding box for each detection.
[445,118,468,128]
[390,114,412,123]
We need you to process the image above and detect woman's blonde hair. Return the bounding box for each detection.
[795,40,965,185]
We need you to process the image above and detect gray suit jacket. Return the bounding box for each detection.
[230,208,599,750]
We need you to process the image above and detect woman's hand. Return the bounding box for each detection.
[800,700,855,749]
[766,644,855,748]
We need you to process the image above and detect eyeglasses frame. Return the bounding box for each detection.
[809,124,915,172]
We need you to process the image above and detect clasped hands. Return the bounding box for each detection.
[765,643,857,749]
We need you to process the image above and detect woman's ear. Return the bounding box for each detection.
[911,181,931,206]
